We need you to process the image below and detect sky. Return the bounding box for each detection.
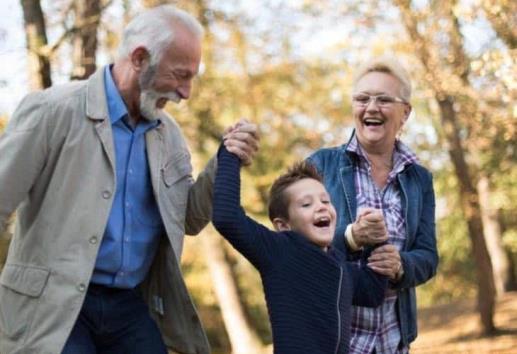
[0,0,29,116]
[0,0,498,117]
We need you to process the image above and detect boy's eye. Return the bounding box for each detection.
[302,203,311,207]
[322,200,330,204]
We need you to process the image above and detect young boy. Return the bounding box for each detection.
[212,145,387,354]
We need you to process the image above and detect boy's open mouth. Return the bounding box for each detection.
[314,217,331,228]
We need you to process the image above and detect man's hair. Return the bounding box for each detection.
[118,5,204,65]
[268,161,323,222]
[353,55,412,101]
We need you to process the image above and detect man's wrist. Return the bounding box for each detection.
[345,224,362,251]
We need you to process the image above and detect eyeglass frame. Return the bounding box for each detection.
[351,93,409,107]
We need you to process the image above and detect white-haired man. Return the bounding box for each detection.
[0,5,258,354]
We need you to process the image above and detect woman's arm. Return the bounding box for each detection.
[393,176,439,289]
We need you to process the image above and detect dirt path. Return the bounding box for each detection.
[411,292,517,353]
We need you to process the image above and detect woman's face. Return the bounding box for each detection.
[352,71,411,153]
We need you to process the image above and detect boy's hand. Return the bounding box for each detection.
[351,208,388,247]
[367,244,402,280]
[223,119,260,166]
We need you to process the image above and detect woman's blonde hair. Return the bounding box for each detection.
[353,55,412,101]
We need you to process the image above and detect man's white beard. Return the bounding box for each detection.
[139,89,181,121]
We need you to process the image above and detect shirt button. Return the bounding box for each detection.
[102,190,112,199]
[89,236,98,244]
[129,169,133,174]
[77,283,86,292]
[120,272,124,276]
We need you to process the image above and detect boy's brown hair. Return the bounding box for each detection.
[268,161,323,222]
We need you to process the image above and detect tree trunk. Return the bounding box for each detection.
[437,98,496,334]
[201,229,264,354]
[394,0,497,335]
[477,174,514,295]
[20,0,52,89]
[71,0,101,80]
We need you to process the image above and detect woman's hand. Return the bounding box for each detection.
[351,208,389,247]
[367,244,402,280]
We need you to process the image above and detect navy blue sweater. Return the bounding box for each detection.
[212,147,387,354]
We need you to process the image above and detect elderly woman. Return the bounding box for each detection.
[308,56,438,353]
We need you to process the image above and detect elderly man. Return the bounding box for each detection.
[0,5,258,354]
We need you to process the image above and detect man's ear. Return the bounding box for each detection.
[272,217,290,232]
[130,46,150,73]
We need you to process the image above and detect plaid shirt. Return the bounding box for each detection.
[347,135,418,354]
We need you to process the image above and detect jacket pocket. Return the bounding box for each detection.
[0,263,50,340]
[162,152,192,188]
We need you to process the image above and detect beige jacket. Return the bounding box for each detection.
[0,68,215,354]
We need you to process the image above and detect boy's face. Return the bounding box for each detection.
[274,178,337,250]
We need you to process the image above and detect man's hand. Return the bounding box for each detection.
[367,244,402,280]
[223,119,260,166]
[351,208,388,247]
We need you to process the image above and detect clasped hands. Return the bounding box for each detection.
[222,119,260,166]
[352,208,402,281]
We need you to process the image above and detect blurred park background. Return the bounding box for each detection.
[0,0,516,353]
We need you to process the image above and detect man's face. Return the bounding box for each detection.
[139,25,202,120]
[281,178,337,250]
[352,71,410,152]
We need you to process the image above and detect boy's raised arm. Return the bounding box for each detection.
[212,146,278,271]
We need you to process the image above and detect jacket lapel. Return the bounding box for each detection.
[339,163,357,224]
[86,67,116,175]
[94,120,116,173]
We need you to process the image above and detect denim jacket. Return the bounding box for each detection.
[307,134,439,347]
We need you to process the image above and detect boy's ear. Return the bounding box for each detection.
[272,217,290,231]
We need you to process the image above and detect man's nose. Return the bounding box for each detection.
[177,80,192,100]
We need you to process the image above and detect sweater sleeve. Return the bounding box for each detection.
[212,145,279,271]
[348,248,388,307]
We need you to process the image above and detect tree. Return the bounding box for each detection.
[70,0,103,80]
[392,0,517,334]
[20,0,52,89]
[480,0,517,49]
[201,229,264,354]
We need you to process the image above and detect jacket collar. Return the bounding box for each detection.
[86,66,110,121]
[336,130,358,222]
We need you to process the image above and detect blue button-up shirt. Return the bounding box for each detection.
[91,66,164,288]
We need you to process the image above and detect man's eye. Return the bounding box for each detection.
[175,72,189,80]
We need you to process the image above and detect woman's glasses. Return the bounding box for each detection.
[352,94,408,107]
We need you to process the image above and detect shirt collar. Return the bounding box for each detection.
[104,65,128,124]
[346,134,418,171]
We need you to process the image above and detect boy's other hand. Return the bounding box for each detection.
[223,119,260,166]
[351,208,388,247]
